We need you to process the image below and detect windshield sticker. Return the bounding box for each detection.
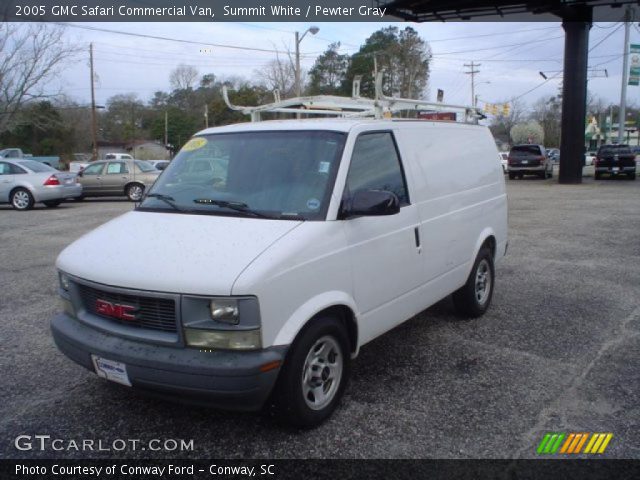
[182,137,208,152]
[306,198,321,210]
[318,161,330,173]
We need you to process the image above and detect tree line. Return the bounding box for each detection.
[0,25,432,159]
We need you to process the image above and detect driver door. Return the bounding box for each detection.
[341,131,424,342]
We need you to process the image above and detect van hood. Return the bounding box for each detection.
[57,211,302,295]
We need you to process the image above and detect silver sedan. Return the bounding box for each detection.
[0,159,82,211]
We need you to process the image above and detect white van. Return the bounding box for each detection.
[51,118,507,427]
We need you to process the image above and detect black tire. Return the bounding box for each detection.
[594,172,601,180]
[453,247,495,318]
[126,183,145,202]
[10,188,34,211]
[508,173,516,180]
[628,173,636,180]
[517,173,524,179]
[538,171,546,179]
[73,195,85,201]
[273,317,350,428]
[43,200,62,208]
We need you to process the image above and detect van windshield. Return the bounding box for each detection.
[140,131,346,220]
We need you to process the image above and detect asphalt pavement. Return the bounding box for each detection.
[1,173,638,459]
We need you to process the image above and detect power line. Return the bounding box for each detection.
[56,22,304,56]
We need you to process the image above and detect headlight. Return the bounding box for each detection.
[184,328,261,350]
[209,298,239,324]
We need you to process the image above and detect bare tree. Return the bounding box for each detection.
[256,49,296,98]
[169,64,199,91]
[0,23,76,132]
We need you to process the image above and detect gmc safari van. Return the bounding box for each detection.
[51,118,508,427]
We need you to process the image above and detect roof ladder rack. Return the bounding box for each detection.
[222,73,485,124]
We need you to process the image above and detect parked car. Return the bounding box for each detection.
[0,147,61,169]
[146,160,170,171]
[0,159,81,210]
[547,148,560,164]
[75,159,160,201]
[594,144,636,180]
[584,151,596,166]
[507,144,553,179]
[498,152,508,173]
[51,118,508,427]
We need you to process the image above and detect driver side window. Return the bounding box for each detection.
[344,132,409,205]
[83,163,105,175]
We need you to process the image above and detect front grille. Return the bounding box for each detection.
[77,283,177,333]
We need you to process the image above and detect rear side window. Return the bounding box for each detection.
[83,163,105,175]
[345,132,409,205]
[511,145,542,156]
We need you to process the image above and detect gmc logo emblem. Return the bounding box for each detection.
[95,299,138,321]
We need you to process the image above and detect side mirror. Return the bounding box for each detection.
[341,190,400,219]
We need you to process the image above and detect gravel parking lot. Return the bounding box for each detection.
[1,172,639,459]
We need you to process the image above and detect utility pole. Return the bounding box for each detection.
[89,43,98,161]
[164,110,168,147]
[618,6,631,144]
[464,61,480,107]
[204,103,209,128]
[295,31,301,98]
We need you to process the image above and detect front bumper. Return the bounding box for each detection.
[51,313,286,411]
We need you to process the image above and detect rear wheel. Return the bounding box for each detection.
[508,173,516,180]
[273,317,350,428]
[43,200,62,208]
[453,247,495,318]
[628,173,636,180]
[126,183,144,202]
[594,172,601,180]
[10,188,34,211]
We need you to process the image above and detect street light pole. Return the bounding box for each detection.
[618,6,631,144]
[295,26,319,98]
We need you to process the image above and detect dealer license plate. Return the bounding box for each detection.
[91,355,131,386]
[612,167,620,172]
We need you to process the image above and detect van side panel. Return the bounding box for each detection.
[394,123,507,291]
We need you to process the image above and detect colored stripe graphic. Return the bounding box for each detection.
[540,433,613,455]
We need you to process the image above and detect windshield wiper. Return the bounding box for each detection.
[145,193,182,211]
[193,198,275,218]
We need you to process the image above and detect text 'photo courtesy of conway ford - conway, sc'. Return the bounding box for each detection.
[51,116,508,428]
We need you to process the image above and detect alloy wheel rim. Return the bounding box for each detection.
[13,191,29,209]
[130,186,143,200]
[301,335,343,411]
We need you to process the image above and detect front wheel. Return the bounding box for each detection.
[453,247,495,318]
[273,317,350,428]
[11,188,34,211]
[126,183,144,202]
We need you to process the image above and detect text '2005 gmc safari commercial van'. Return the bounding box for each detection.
[51,115,508,427]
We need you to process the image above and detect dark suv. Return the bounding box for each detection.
[594,144,636,180]
[507,144,553,179]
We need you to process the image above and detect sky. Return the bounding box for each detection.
[47,18,640,113]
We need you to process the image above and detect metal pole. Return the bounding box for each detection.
[609,105,613,143]
[90,43,98,161]
[295,31,301,98]
[618,7,631,144]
